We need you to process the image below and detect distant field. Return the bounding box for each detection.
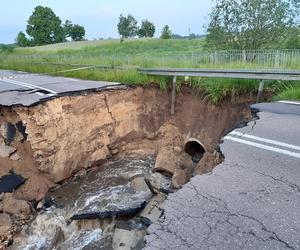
[16,39,123,52]
[15,38,206,55]
[0,38,299,103]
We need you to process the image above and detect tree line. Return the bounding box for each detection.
[14,0,300,49]
[15,6,173,47]
[117,14,172,42]
[16,6,86,47]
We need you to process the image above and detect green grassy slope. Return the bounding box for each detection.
[15,38,206,55]
[0,38,299,103]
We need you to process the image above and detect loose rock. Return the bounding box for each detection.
[154,146,179,175]
[9,151,22,161]
[2,193,31,219]
[14,174,54,201]
[146,172,172,194]
[112,227,145,250]
[139,194,166,223]
[0,213,13,248]
[130,176,151,194]
[0,144,16,158]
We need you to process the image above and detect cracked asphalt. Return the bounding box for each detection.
[0,69,123,106]
[144,102,300,250]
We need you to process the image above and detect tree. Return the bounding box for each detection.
[16,32,30,47]
[26,6,64,45]
[284,26,300,48]
[206,0,299,50]
[69,24,85,41]
[0,44,15,53]
[160,25,172,39]
[189,33,197,40]
[138,20,156,38]
[63,20,86,41]
[117,14,138,42]
[63,20,73,38]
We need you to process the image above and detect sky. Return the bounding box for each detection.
[0,0,215,44]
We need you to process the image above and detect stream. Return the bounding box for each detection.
[12,157,168,250]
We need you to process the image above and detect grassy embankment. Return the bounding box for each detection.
[0,38,299,103]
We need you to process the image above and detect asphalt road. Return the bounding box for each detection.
[2,69,300,249]
[145,102,300,250]
[0,69,123,106]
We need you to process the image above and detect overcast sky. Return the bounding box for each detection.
[0,0,215,44]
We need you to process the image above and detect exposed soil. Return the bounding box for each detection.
[0,85,253,249]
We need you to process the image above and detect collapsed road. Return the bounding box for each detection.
[0,70,124,106]
[0,69,299,249]
[145,102,300,250]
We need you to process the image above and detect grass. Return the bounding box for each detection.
[15,38,206,55]
[273,85,300,101]
[0,38,299,103]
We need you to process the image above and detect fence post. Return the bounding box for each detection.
[191,52,194,66]
[242,50,246,64]
[256,80,265,103]
[275,50,280,67]
[171,76,177,115]
[214,51,218,64]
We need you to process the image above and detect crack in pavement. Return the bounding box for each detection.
[226,162,300,193]
[189,183,296,249]
[146,179,297,249]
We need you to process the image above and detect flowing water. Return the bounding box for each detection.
[12,157,156,250]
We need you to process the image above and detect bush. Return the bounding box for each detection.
[0,44,15,53]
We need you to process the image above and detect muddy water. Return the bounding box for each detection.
[12,157,156,250]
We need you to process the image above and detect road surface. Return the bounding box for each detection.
[145,102,300,250]
[0,69,123,106]
[1,69,299,249]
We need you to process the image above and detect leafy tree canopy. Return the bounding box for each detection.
[206,0,300,50]
[138,20,156,38]
[69,24,85,41]
[117,14,138,42]
[26,6,64,45]
[161,25,172,39]
[63,20,85,41]
[16,32,30,47]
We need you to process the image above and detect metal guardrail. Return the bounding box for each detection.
[138,68,300,81]
[138,68,300,114]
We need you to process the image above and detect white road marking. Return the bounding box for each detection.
[230,131,300,151]
[224,136,300,159]
[2,79,36,90]
[278,100,300,106]
[2,79,57,94]
[66,78,79,82]
[0,74,32,81]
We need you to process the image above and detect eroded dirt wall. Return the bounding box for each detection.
[1,85,252,187]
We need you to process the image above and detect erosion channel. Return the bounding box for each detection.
[0,85,254,249]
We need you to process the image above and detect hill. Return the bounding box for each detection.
[16,38,206,56]
[0,38,299,103]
